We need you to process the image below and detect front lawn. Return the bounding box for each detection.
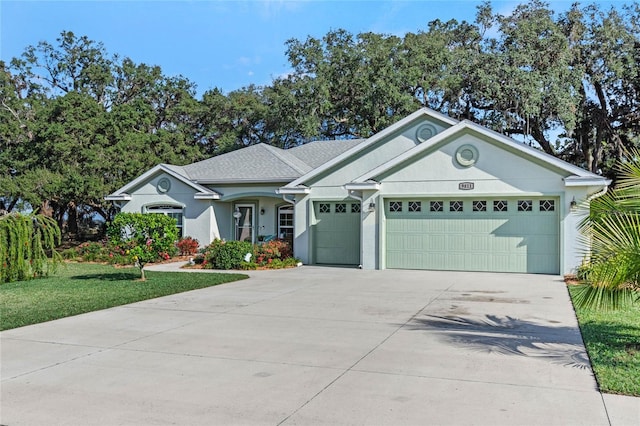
[569,287,640,396]
[0,263,247,331]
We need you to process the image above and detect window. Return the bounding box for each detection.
[335,203,346,213]
[145,205,184,238]
[351,203,361,213]
[540,199,555,212]
[518,200,533,212]
[408,201,422,212]
[449,201,464,212]
[473,200,487,212]
[278,205,294,245]
[493,200,508,212]
[430,201,443,212]
[319,203,330,213]
[389,201,402,212]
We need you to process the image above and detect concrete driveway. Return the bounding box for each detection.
[1,266,637,425]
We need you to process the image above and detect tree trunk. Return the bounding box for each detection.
[66,202,78,236]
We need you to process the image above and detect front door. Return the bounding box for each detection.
[235,204,255,243]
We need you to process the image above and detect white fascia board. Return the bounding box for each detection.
[107,164,221,199]
[283,108,458,189]
[104,193,132,201]
[463,121,601,177]
[344,181,380,191]
[194,178,295,184]
[564,176,612,187]
[276,186,310,195]
[194,192,221,200]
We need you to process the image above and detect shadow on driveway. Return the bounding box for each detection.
[406,314,591,369]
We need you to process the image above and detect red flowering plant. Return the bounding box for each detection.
[254,240,293,266]
[176,237,199,255]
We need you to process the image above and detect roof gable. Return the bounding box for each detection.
[283,108,459,188]
[353,120,607,185]
[105,164,221,201]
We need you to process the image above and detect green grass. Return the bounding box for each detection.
[569,287,640,396]
[0,262,248,331]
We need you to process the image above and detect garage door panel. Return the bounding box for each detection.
[386,198,559,274]
[313,202,360,265]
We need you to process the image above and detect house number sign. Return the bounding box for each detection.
[459,182,474,190]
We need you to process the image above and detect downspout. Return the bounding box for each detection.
[587,185,609,201]
[346,190,363,203]
[346,190,364,269]
[281,194,296,205]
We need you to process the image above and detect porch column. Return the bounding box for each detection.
[361,190,380,270]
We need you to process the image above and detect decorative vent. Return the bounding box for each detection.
[156,178,171,193]
[415,124,437,143]
[455,144,479,167]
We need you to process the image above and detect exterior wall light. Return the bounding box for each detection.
[260,207,265,215]
[368,202,376,212]
[570,197,577,211]
[233,208,242,222]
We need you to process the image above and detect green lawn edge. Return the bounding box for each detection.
[568,286,640,397]
[0,263,248,331]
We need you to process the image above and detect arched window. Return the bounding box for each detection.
[145,205,184,237]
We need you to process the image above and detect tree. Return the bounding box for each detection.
[107,213,179,280]
[575,149,640,309]
[0,213,61,283]
[2,31,205,232]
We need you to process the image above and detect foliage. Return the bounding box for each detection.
[199,239,254,270]
[176,236,200,255]
[0,262,247,330]
[0,213,61,283]
[3,2,640,232]
[254,240,294,266]
[575,149,640,310]
[107,212,179,279]
[195,239,297,270]
[570,286,640,396]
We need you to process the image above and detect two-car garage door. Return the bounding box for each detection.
[385,198,559,274]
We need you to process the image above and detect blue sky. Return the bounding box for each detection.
[0,0,629,97]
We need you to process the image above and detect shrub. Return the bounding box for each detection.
[254,240,293,266]
[176,236,199,255]
[202,239,254,270]
[76,241,109,262]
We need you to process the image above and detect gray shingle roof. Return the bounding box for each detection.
[287,139,364,168]
[172,140,364,183]
[180,144,307,183]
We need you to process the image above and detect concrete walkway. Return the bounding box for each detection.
[1,264,638,425]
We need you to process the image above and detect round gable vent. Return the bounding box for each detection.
[157,177,171,193]
[415,124,437,143]
[455,144,479,167]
